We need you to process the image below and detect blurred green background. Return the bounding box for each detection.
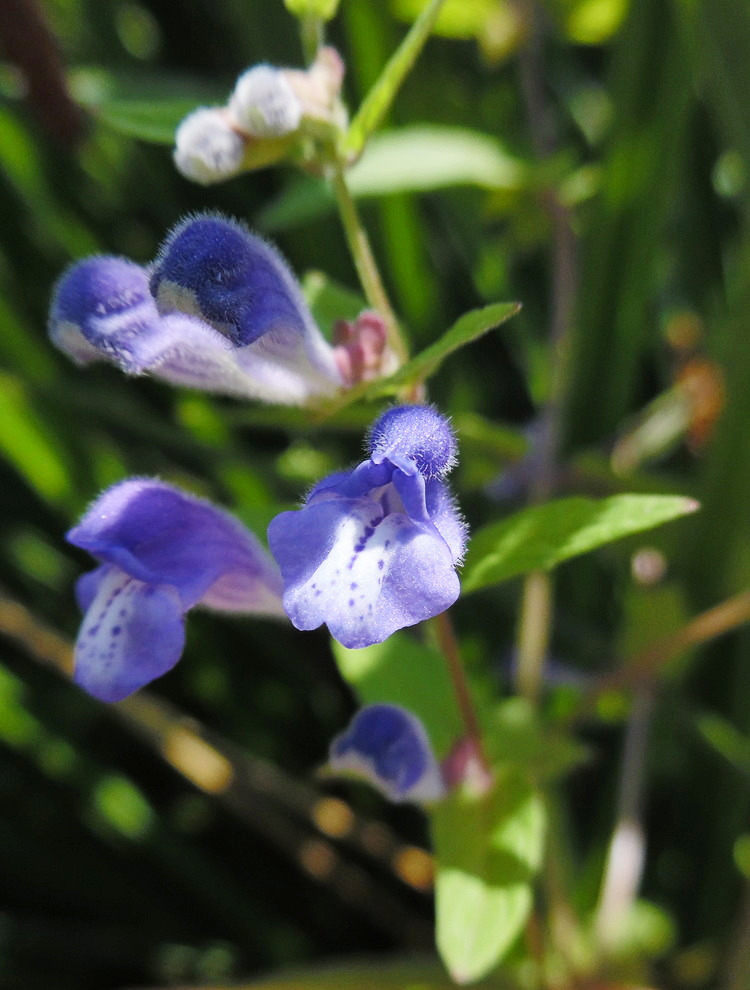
[2,0,750,987]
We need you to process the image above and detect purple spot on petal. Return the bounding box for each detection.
[348,599,355,607]
[378,559,384,570]
[112,626,121,636]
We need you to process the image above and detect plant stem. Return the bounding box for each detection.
[584,588,750,715]
[516,570,553,704]
[513,0,578,705]
[329,161,409,364]
[594,687,653,950]
[432,611,489,768]
[300,15,323,64]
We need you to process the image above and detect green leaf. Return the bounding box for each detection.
[0,374,71,504]
[347,126,526,195]
[345,0,449,156]
[463,494,699,594]
[257,127,526,233]
[331,633,462,756]
[93,98,203,143]
[392,0,500,39]
[431,771,546,983]
[366,301,521,395]
[284,0,340,19]
[484,699,588,780]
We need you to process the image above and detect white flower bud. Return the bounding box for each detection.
[228,65,303,138]
[173,107,246,185]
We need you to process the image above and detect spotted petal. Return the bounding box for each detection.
[74,564,185,702]
[268,494,459,648]
[67,479,284,616]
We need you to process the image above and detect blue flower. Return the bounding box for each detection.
[49,214,344,405]
[67,479,284,702]
[268,405,467,648]
[328,704,445,804]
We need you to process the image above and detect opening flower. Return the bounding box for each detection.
[67,479,284,702]
[268,405,467,648]
[48,213,344,405]
[328,704,445,804]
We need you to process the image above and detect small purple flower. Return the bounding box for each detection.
[67,479,284,702]
[328,704,445,803]
[268,405,467,648]
[48,214,343,405]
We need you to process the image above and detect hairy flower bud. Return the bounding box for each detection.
[228,65,303,138]
[173,107,246,185]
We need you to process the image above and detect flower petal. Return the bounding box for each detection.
[150,214,342,401]
[67,479,284,615]
[138,312,272,398]
[328,704,445,803]
[48,257,167,373]
[151,213,315,346]
[426,478,468,564]
[268,495,459,648]
[74,564,185,702]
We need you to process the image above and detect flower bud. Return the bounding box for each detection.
[228,65,303,138]
[173,107,246,185]
[368,405,458,479]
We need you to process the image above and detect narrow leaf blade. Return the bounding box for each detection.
[366,301,521,396]
[94,98,202,143]
[463,494,699,593]
[344,0,449,156]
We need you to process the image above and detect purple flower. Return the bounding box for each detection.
[48,214,343,405]
[328,704,445,803]
[67,479,284,702]
[268,405,466,648]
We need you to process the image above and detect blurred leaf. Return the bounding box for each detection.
[89,98,202,143]
[91,775,154,840]
[345,0,449,157]
[0,373,71,504]
[565,0,629,45]
[463,495,699,593]
[392,0,523,61]
[431,771,545,983]
[332,633,462,755]
[600,898,676,961]
[348,126,527,194]
[485,698,588,779]
[258,126,525,233]
[697,712,750,777]
[284,0,340,19]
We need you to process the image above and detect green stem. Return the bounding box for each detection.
[432,611,490,770]
[329,161,409,363]
[515,570,553,704]
[300,15,323,64]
